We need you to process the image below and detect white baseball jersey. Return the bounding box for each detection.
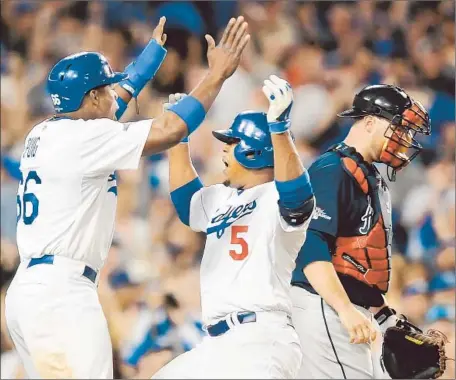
[16,117,151,270]
[189,181,313,324]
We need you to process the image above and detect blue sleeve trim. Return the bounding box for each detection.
[168,96,206,135]
[115,97,128,120]
[1,155,22,181]
[170,177,203,226]
[275,171,313,209]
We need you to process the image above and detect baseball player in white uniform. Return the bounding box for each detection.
[151,75,315,379]
[4,17,250,379]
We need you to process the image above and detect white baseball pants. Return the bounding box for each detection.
[151,311,302,379]
[5,257,113,379]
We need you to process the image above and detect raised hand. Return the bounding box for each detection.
[152,16,167,46]
[262,75,293,123]
[205,16,250,80]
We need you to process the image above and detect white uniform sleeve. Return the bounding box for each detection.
[189,184,233,232]
[79,118,151,175]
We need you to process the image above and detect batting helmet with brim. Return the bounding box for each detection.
[212,111,274,170]
[47,52,127,113]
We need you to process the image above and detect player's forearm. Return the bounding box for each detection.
[168,136,204,227]
[304,261,353,314]
[143,113,189,155]
[115,27,168,120]
[264,75,304,182]
[169,149,203,226]
[189,71,225,112]
[272,131,314,221]
[143,72,224,156]
[271,131,304,181]
[168,143,199,192]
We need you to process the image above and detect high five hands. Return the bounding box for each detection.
[205,16,251,80]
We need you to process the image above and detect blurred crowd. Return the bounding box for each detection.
[1,1,455,379]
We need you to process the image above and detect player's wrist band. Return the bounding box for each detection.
[115,97,128,120]
[118,39,167,98]
[374,306,396,325]
[275,171,313,209]
[269,119,291,134]
[168,96,206,135]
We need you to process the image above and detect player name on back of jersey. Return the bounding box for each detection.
[22,137,40,159]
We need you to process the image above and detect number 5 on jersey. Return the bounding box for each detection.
[229,225,249,260]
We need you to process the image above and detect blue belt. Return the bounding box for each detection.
[27,255,98,284]
[207,312,257,337]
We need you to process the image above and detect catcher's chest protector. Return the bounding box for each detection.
[330,144,392,293]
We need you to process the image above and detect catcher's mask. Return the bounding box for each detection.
[339,84,431,181]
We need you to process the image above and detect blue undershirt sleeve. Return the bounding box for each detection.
[275,172,314,226]
[2,154,22,181]
[170,177,203,226]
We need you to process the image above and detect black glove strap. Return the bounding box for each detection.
[397,319,423,333]
[374,306,396,325]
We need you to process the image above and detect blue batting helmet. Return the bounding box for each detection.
[212,111,274,170]
[47,52,127,113]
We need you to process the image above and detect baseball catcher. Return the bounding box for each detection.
[290,84,452,379]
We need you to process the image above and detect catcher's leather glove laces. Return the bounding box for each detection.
[400,320,455,372]
[427,329,454,363]
[379,309,454,379]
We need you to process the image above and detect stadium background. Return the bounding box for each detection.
[0,0,454,378]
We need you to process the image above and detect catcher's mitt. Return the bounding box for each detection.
[381,321,450,379]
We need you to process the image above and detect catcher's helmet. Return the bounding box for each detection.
[338,84,431,181]
[47,52,127,113]
[212,111,274,170]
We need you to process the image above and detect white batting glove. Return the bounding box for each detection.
[262,75,293,125]
[163,93,187,111]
